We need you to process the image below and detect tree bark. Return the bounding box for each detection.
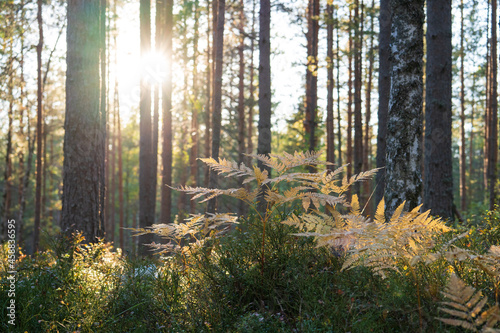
[459,0,466,211]
[62,0,105,243]
[161,0,173,224]
[326,1,335,171]
[33,0,44,252]
[488,0,498,210]
[237,0,246,216]
[353,0,363,195]
[190,0,200,214]
[423,0,453,220]
[207,0,226,213]
[375,0,390,204]
[139,0,154,254]
[304,0,319,166]
[385,0,424,217]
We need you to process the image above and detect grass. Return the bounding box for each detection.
[1,209,500,332]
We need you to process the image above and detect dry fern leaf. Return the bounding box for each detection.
[199,157,253,178]
[437,274,500,332]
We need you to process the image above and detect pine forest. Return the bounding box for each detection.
[2,0,500,331]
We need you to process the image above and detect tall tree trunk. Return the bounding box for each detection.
[139,0,154,254]
[484,1,490,195]
[190,0,200,214]
[247,0,256,163]
[207,0,226,213]
[33,0,44,252]
[353,0,363,196]
[326,1,335,171]
[100,0,108,239]
[257,0,272,174]
[204,0,212,187]
[469,74,476,205]
[385,0,424,217]
[459,0,466,211]
[424,0,453,219]
[62,0,105,243]
[488,0,498,210]
[336,4,342,166]
[375,0,390,204]
[237,0,246,216]
[17,0,27,246]
[114,0,123,251]
[363,0,375,214]
[161,0,173,224]
[304,0,319,166]
[152,0,160,221]
[346,9,353,182]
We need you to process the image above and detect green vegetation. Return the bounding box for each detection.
[3,154,500,332]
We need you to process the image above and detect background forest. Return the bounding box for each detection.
[1,0,500,331]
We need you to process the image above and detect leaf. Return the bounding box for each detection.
[390,201,405,222]
[351,194,361,215]
[374,198,385,224]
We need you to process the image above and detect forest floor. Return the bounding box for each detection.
[1,207,499,332]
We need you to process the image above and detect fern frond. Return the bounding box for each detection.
[374,198,385,224]
[437,274,500,332]
[199,157,253,178]
[350,194,361,215]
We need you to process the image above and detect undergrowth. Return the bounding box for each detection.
[2,152,500,332]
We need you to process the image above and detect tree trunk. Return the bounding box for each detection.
[161,0,173,224]
[237,0,246,216]
[363,0,375,215]
[459,0,466,211]
[347,9,353,182]
[353,0,363,196]
[139,0,154,254]
[488,0,498,210]
[190,0,200,214]
[247,0,256,164]
[207,0,226,213]
[100,0,108,240]
[62,0,105,243]
[304,0,319,166]
[336,4,342,166]
[385,0,424,217]
[257,0,272,171]
[484,1,490,195]
[33,0,44,252]
[326,1,335,171]
[375,0,390,204]
[204,0,212,188]
[424,0,453,219]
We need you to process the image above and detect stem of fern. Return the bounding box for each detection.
[410,266,423,333]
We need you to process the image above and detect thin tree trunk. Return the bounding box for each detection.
[460,0,466,211]
[33,0,44,252]
[139,0,154,255]
[161,0,173,224]
[305,0,320,166]
[247,0,256,163]
[190,0,200,214]
[204,0,212,188]
[207,0,226,213]
[100,0,108,239]
[469,74,476,205]
[488,0,498,210]
[375,0,390,204]
[363,0,375,214]
[353,0,364,195]
[347,9,353,182]
[326,1,335,171]
[484,0,490,195]
[17,0,27,246]
[237,0,246,216]
[336,4,342,166]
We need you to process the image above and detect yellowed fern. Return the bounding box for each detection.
[437,274,500,332]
